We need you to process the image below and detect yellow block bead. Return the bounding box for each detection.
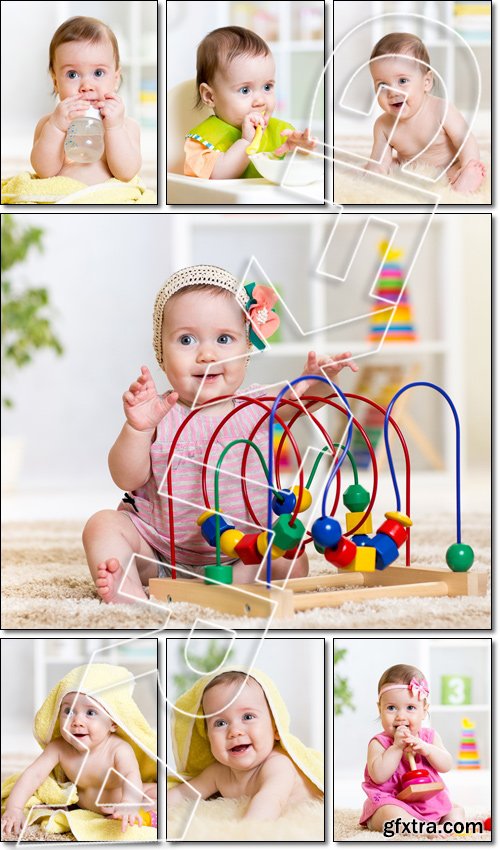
[343,546,376,572]
[219,529,245,558]
[292,485,313,512]
[257,531,285,559]
[385,511,413,527]
[197,510,215,526]
[345,510,373,534]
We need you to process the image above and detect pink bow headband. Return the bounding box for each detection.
[378,677,430,701]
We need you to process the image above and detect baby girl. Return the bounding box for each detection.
[185,26,316,179]
[31,16,141,184]
[360,664,464,833]
[365,33,486,193]
[82,265,357,604]
[167,669,323,822]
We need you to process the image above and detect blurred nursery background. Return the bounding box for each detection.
[0,0,157,190]
[1,212,491,525]
[334,638,491,811]
[1,638,157,779]
[167,637,325,771]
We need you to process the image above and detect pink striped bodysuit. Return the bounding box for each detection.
[118,387,271,574]
[360,728,453,824]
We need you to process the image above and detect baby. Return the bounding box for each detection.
[82,265,358,604]
[31,16,141,184]
[184,26,316,179]
[167,670,323,821]
[1,682,157,836]
[360,664,464,832]
[365,33,486,193]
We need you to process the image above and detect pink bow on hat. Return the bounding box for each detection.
[408,677,429,701]
[248,285,280,341]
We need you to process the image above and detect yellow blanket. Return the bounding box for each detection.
[1,172,156,204]
[2,664,157,841]
[170,666,324,792]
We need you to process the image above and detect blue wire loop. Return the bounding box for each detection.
[383,381,462,543]
[266,376,353,587]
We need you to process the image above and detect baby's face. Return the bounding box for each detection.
[162,290,249,408]
[378,688,427,738]
[59,692,116,751]
[203,679,278,770]
[201,52,276,129]
[370,56,432,120]
[52,39,120,102]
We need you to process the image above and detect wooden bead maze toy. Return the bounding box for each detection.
[149,376,487,617]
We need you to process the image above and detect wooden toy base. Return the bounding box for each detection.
[396,782,444,802]
[149,565,487,619]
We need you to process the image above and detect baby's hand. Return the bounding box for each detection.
[294,350,359,399]
[403,735,430,758]
[50,94,91,133]
[1,806,26,837]
[95,93,126,129]
[107,806,143,833]
[241,111,267,144]
[273,128,317,157]
[123,365,178,432]
[393,725,411,750]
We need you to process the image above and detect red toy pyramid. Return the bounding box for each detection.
[368,240,417,342]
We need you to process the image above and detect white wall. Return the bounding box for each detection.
[167,637,325,769]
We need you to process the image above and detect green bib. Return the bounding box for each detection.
[186,115,294,178]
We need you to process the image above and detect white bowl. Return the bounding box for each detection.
[250,152,323,186]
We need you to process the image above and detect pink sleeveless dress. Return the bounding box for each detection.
[118,387,271,568]
[359,728,453,824]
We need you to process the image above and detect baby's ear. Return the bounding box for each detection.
[199,83,215,108]
[424,71,433,92]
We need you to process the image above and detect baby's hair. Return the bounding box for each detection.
[377,664,427,702]
[195,25,271,108]
[370,32,431,72]
[49,16,121,93]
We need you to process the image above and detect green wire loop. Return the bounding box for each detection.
[306,444,359,489]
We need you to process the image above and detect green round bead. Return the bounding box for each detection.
[314,541,325,554]
[446,543,474,572]
[204,564,233,585]
[272,513,306,550]
[343,484,370,512]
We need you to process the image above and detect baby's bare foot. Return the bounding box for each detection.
[450,159,486,193]
[95,558,147,604]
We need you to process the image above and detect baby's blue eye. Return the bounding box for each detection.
[217,334,233,344]
[94,69,105,78]
[67,71,79,79]
[179,334,196,345]
[214,719,227,728]
[263,83,273,92]
[87,709,97,716]
[242,713,255,721]
[399,78,409,85]
[239,86,250,95]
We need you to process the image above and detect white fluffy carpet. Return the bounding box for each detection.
[334,808,491,841]
[168,797,324,841]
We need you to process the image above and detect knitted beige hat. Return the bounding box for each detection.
[153,265,249,367]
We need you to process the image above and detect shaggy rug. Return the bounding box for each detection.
[333,141,491,205]
[168,797,324,841]
[1,518,490,630]
[334,808,491,842]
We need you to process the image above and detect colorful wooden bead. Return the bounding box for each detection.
[197,510,215,526]
[292,485,313,512]
[283,544,306,560]
[446,543,474,572]
[343,484,370,512]
[272,489,296,516]
[371,532,400,569]
[311,516,342,548]
[377,518,408,549]
[343,546,376,572]
[204,564,233,585]
[324,535,357,567]
[219,529,245,558]
[234,533,262,565]
[272,514,306,550]
[313,541,326,554]
[200,515,234,547]
[351,533,372,547]
[385,511,412,528]
[346,510,373,534]
[257,531,285,559]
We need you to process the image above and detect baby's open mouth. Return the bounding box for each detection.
[71,732,88,737]
[390,101,405,110]
[193,373,222,382]
[229,744,251,754]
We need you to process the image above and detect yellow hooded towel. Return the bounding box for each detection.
[2,664,157,842]
[169,666,324,793]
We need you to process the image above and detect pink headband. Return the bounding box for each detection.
[379,677,429,701]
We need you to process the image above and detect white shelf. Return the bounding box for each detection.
[430,704,489,713]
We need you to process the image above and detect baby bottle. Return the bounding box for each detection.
[64,106,104,163]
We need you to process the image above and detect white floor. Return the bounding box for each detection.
[334,769,491,809]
